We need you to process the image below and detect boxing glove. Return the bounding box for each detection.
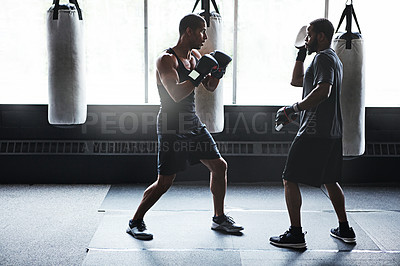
[275,103,301,131]
[210,50,232,79]
[188,54,219,87]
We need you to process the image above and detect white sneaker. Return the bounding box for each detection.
[211,215,244,233]
[126,219,153,240]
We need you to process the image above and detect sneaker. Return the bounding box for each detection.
[330,227,356,243]
[126,219,153,240]
[270,227,307,249]
[211,215,244,233]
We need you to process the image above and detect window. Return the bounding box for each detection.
[0,1,48,104]
[236,0,324,105]
[84,0,145,104]
[0,0,399,106]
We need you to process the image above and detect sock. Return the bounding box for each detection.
[339,221,350,231]
[213,214,226,223]
[290,226,302,234]
[131,219,143,226]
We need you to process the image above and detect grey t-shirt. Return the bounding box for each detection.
[298,48,343,139]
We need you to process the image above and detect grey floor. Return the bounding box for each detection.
[1,183,400,265]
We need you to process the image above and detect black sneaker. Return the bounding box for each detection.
[330,227,356,243]
[270,227,307,249]
[211,215,244,233]
[126,219,153,240]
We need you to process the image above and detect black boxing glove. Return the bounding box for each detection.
[210,50,232,79]
[188,54,219,87]
[275,102,301,131]
[296,47,307,62]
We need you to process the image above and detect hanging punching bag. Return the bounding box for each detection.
[332,3,365,156]
[193,0,225,133]
[47,0,86,125]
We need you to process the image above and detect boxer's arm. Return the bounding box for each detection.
[291,61,304,87]
[275,82,330,130]
[297,82,331,110]
[291,47,307,87]
[156,54,195,103]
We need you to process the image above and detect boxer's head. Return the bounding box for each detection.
[179,14,207,49]
[306,18,334,54]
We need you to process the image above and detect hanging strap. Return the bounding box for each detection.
[70,0,83,20]
[192,0,201,12]
[335,3,361,49]
[192,0,220,27]
[336,4,361,34]
[52,0,83,21]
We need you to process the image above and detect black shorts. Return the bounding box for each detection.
[157,126,221,175]
[282,136,343,187]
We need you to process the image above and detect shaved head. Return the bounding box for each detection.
[179,14,206,36]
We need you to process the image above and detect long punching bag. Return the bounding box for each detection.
[332,2,365,156]
[193,0,224,133]
[47,0,86,125]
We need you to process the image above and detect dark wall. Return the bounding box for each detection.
[0,104,399,184]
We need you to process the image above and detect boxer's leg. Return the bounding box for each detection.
[201,157,227,217]
[269,179,306,249]
[284,179,302,227]
[325,182,356,243]
[325,182,347,222]
[201,158,243,233]
[133,174,176,220]
[127,174,176,240]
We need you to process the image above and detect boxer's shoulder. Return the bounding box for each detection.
[314,50,335,66]
[191,49,201,59]
[157,51,178,70]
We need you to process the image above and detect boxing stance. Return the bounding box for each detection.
[270,18,356,249]
[126,14,243,240]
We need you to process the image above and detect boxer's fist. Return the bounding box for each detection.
[188,54,219,87]
[275,103,301,131]
[296,47,307,62]
[210,50,232,79]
